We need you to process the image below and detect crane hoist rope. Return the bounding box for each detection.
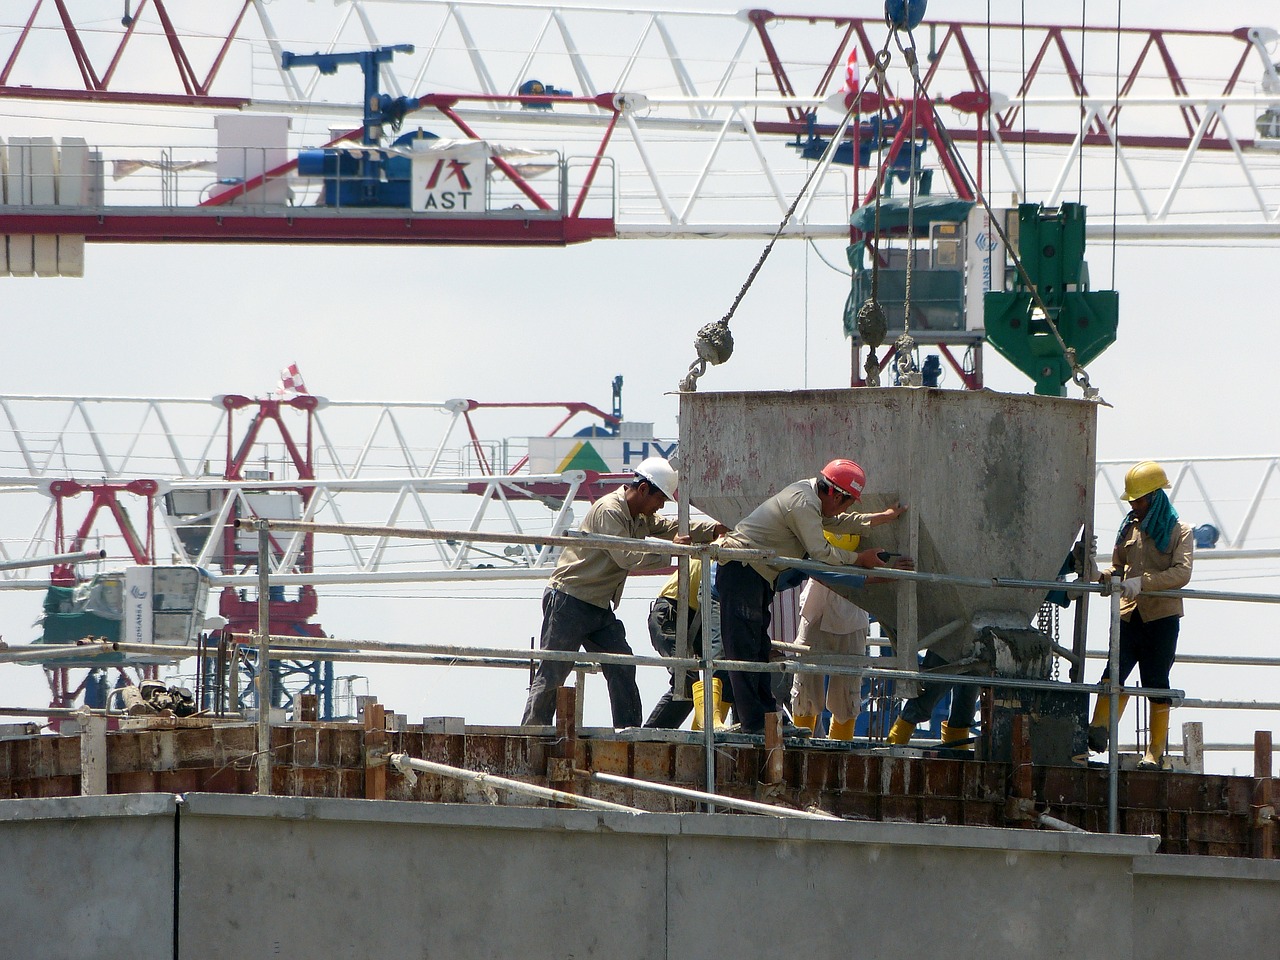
[891,21,1108,402]
[891,21,924,387]
[679,27,903,393]
[855,45,896,387]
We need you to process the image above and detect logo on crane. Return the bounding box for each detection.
[412,143,487,212]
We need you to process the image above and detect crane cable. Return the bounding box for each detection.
[855,35,899,387]
[890,21,925,386]
[893,20,1106,401]
[858,8,936,387]
[678,33,897,393]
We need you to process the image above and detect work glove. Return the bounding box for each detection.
[1120,576,1143,600]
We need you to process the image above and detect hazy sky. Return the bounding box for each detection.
[2,0,1279,771]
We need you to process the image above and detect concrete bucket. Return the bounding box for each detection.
[678,388,1097,678]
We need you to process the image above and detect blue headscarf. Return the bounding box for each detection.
[1117,488,1179,553]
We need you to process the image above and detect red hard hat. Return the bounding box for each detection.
[820,458,866,500]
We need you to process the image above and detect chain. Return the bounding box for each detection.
[1037,599,1061,681]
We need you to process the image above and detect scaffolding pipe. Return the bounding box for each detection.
[0,549,106,572]
[1038,811,1089,834]
[21,638,1187,702]
[256,521,271,796]
[579,769,841,821]
[235,517,1279,605]
[389,753,643,813]
[1108,578,1122,835]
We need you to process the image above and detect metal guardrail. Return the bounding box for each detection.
[4,517,1278,831]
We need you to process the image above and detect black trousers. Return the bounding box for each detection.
[643,598,734,728]
[1099,610,1180,705]
[716,560,776,734]
[521,589,642,727]
[900,649,979,727]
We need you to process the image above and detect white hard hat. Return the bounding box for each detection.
[634,456,678,500]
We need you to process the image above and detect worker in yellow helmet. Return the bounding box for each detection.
[642,557,733,730]
[1087,460,1194,769]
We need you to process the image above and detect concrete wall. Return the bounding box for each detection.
[3,794,1278,960]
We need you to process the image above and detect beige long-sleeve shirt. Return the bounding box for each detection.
[718,479,873,584]
[548,487,720,609]
[1103,519,1194,621]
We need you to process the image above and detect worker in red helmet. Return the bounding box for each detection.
[521,456,727,729]
[715,458,911,737]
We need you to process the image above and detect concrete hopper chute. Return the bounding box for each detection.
[679,388,1096,678]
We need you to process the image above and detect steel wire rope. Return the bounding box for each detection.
[805,238,851,276]
[677,33,897,393]
[894,40,1107,402]
[1078,0,1087,203]
[1111,0,1123,287]
[1021,0,1027,196]
[853,40,897,387]
[890,20,924,386]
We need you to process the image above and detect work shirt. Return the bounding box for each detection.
[548,487,720,609]
[719,479,872,585]
[657,557,702,611]
[1104,519,1194,622]
[798,579,870,635]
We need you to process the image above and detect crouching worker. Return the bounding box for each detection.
[642,557,733,730]
[791,531,898,741]
[886,661,979,751]
[1087,460,1193,769]
[521,457,726,729]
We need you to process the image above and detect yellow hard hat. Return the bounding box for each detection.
[824,530,861,551]
[1122,460,1170,502]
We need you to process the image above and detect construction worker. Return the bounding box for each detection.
[1087,460,1194,769]
[521,457,726,728]
[790,533,884,741]
[715,458,911,737]
[886,655,979,750]
[641,557,732,730]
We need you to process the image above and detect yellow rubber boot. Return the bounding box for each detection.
[1139,702,1170,770]
[887,716,916,745]
[692,679,727,731]
[1086,693,1130,753]
[827,717,856,741]
[716,694,732,726]
[940,721,972,751]
[792,714,818,736]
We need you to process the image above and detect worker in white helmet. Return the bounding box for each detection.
[521,456,726,729]
[1086,460,1194,770]
[715,458,910,737]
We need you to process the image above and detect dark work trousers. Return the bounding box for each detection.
[520,588,642,727]
[642,598,734,728]
[1099,610,1180,705]
[716,560,776,734]
[900,649,980,728]
[643,598,703,729]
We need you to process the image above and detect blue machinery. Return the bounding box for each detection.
[283,44,430,208]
